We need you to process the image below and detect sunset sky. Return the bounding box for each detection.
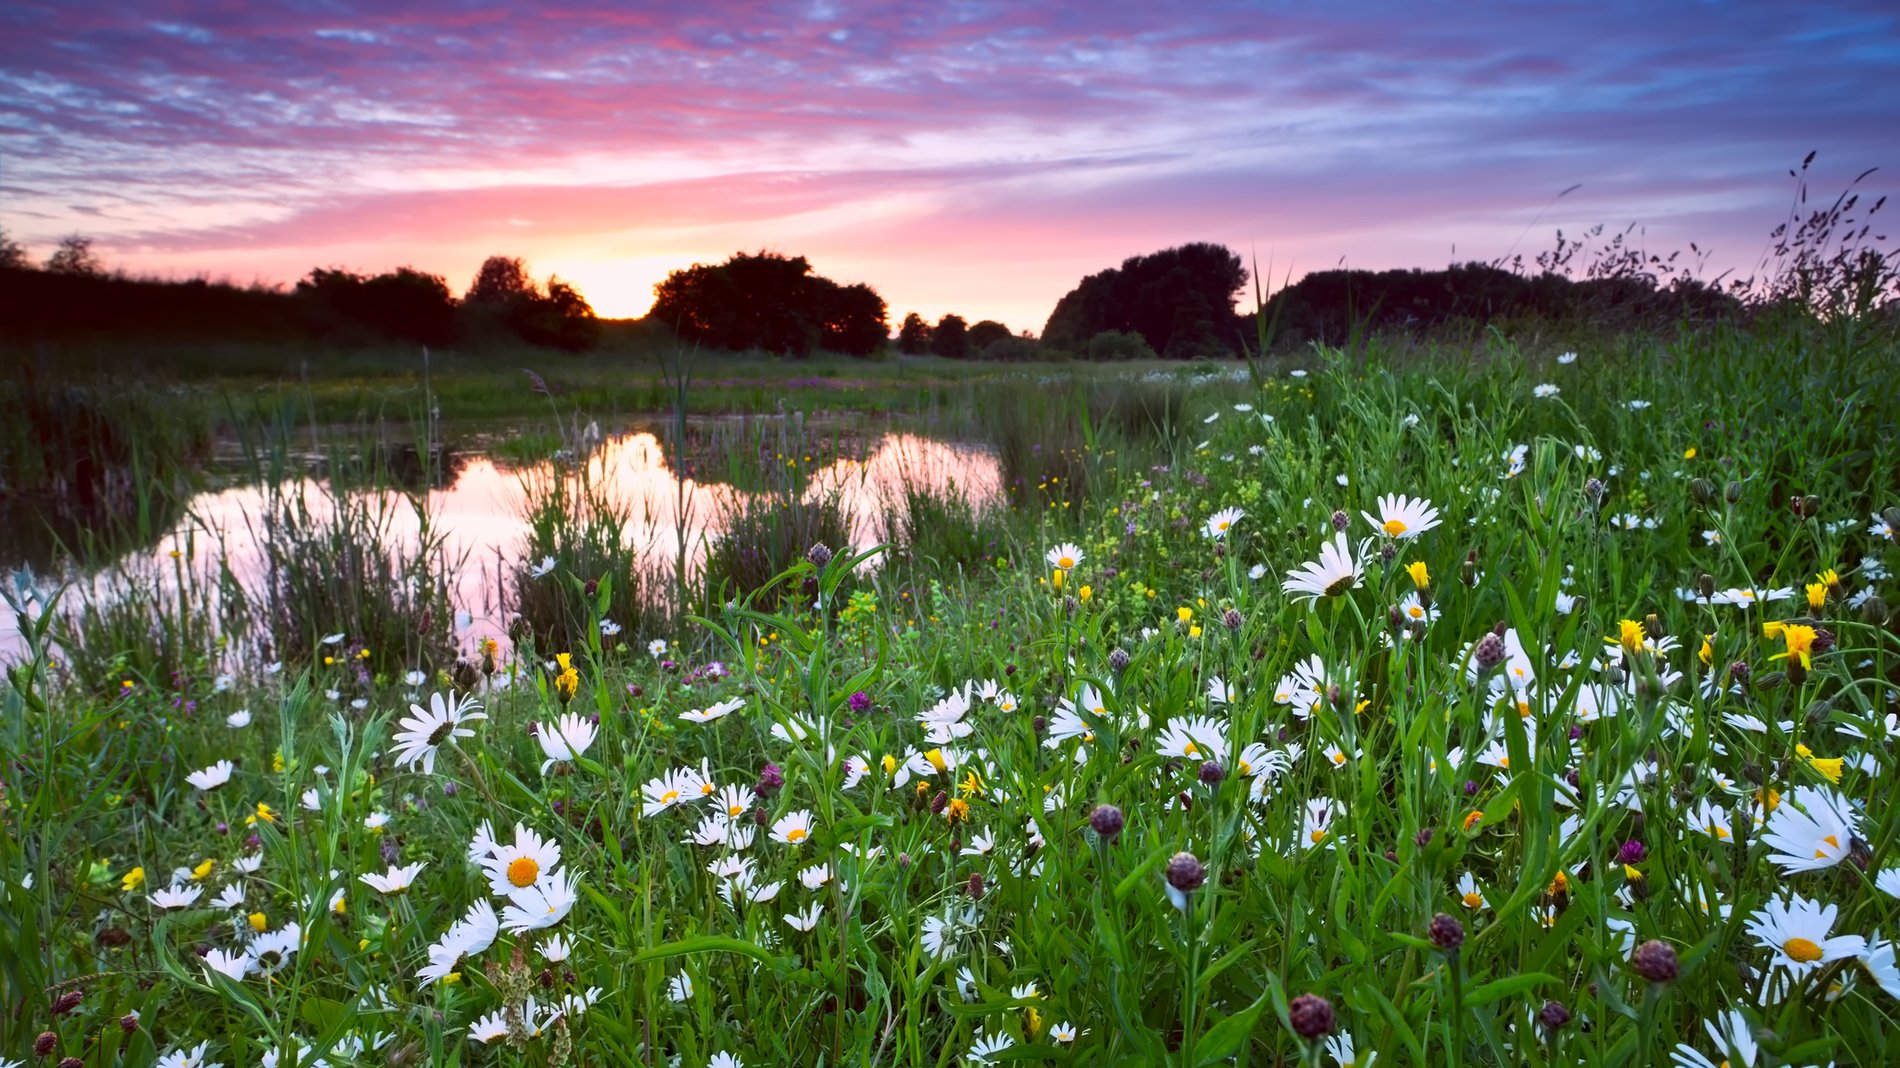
[4,2,1897,330]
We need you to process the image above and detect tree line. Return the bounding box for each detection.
[0,231,599,351]
[8,221,1860,361]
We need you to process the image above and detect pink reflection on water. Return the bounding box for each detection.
[2,432,999,661]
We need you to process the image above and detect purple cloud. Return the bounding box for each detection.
[2,0,1895,324]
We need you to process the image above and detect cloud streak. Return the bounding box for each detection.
[3,0,1896,325]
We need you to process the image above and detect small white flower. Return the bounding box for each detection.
[1557,351,1577,365]
[1533,383,1560,398]
[225,709,252,728]
[187,760,234,792]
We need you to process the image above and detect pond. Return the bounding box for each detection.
[0,426,1002,662]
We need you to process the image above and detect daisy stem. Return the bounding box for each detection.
[1179,902,1201,1068]
[1446,947,1465,1066]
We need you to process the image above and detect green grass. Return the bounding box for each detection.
[4,318,1900,1067]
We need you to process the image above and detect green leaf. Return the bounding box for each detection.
[1196,990,1270,1065]
[1464,971,1561,1006]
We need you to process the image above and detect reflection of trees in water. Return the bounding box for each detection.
[0,473,192,572]
[319,441,468,494]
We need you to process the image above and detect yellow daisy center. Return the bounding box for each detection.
[1238,760,1252,776]
[1784,937,1823,963]
[1310,829,1328,844]
[1331,752,1346,765]
[1462,891,1483,908]
[728,804,744,817]
[1383,519,1407,536]
[1408,605,1425,619]
[1057,556,1075,569]
[1183,742,1199,756]
[660,789,680,805]
[786,827,808,842]
[507,857,539,887]
[1218,521,1230,530]
[701,782,715,795]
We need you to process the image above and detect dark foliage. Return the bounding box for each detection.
[296,266,461,346]
[932,313,969,358]
[650,250,887,357]
[1043,242,1248,358]
[895,312,933,354]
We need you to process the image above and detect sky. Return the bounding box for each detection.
[3,2,1898,330]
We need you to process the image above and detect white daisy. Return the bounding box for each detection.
[1203,507,1245,540]
[202,947,251,981]
[1362,494,1441,539]
[783,902,824,931]
[1744,894,1866,973]
[391,691,487,775]
[151,884,202,909]
[536,712,598,774]
[1760,786,1858,874]
[502,867,581,933]
[1045,543,1083,572]
[681,697,745,723]
[770,810,815,846]
[187,760,234,792]
[480,823,562,896]
[359,862,426,895]
[225,709,252,729]
[1282,533,1366,602]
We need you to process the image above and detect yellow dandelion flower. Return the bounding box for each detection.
[1771,624,1817,671]
[1406,560,1430,589]
[121,866,145,892]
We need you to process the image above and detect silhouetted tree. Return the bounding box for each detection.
[0,225,26,270]
[465,256,536,305]
[932,314,969,358]
[1043,242,1248,358]
[896,312,933,354]
[817,281,889,356]
[967,319,1011,351]
[511,277,600,351]
[650,250,885,357]
[296,266,459,345]
[45,235,103,277]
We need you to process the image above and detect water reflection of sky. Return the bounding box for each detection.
[1,431,1000,659]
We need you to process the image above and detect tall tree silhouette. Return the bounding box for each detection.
[932,314,969,358]
[0,225,26,270]
[651,251,886,357]
[45,235,104,276]
[895,312,933,354]
[1043,242,1247,358]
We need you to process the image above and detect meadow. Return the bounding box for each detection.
[4,314,1900,1068]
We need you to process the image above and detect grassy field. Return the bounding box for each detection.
[5,319,1900,1067]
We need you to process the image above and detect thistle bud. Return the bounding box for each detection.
[1380,542,1397,564]
[1643,613,1663,640]
[1724,480,1743,504]
[1812,627,1836,655]
[1089,804,1124,839]
[1538,1000,1571,1034]
[1689,478,1715,506]
[1473,633,1506,672]
[34,1032,56,1057]
[1862,595,1889,625]
[1428,912,1465,951]
[1631,939,1678,983]
[1108,648,1131,673]
[1330,510,1349,532]
[1584,478,1606,506]
[1287,993,1336,1039]
[1198,760,1226,785]
[806,542,833,568]
[1802,495,1822,519]
[1222,608,1243,631]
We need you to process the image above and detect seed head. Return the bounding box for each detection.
[1164,851,1206,893]
[1473,632,1506,672]
[1537,999,1570,1034]
[1631,939,1678,983]
[1287,993,1336,1039]
[1428,912,1465,951]
[1089,804,1124,839]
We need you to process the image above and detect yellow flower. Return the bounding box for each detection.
[1762,619,1787,640]
[556,652,573,672]
[1177,606,1193,624]
[1806,583,1826,612]
[1770,623,1817,670]
[1682,446,1697,459]
[1462,810,1484,833]
[1188,625,1202,638]
[1406,560,1430,589]
[271,750,285,773]
[1078,585,1092,603]
[1796,743,1844,784]
[881,754,898,776]
[1698,633,1714,666]
[248,912,268,933]
[555,667,579,702]
[1612,619,1645,655]
[959,770,984,797]
[944,797,970,824]
[191,858,216,881]
[121,866,146,892]
[1051,568,1065,591]
[247,801,277,826]
[924,748,947,773]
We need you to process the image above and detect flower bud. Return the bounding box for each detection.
[1473,633,1506,672]
[34,1032,56,1057]
[1428,912,1465,951]
[1724,480,1742,504]
[1164,851,1206,893]
[1697,571,1717,600]
[1631,939,1678,983]
[1461,551,1479,587]
[1198,760,1226,785]
[1538,999,1571,1034]
[1108,648,1131,673]
[1287,993,1336,1039]
[806,542,834,568]
[1089,804,1124,839]
[1689,478,1715,506]
[1222,608,1243,631]
[1330,510,1349,532]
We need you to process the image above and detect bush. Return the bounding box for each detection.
[1086,330,1155,361]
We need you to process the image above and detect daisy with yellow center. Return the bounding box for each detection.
[770,810,815,845]
[1361,493,1442,540]
[1045,543,1083,572]
[1743,893,1865,973]
[479,823,562,896]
